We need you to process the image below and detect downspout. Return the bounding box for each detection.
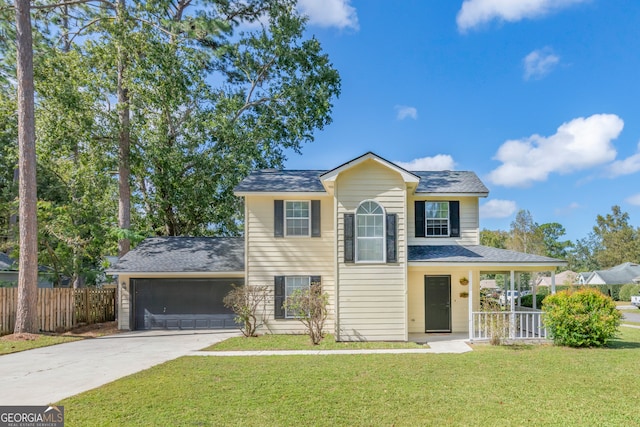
[468,269,473,342]
[334,185,340,341]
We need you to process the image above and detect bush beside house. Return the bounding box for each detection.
[543,288,621,347]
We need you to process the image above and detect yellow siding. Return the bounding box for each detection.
[407,196,480,245]
[407,267,481,333]
[245,195,335,334]
[335,159,408,341]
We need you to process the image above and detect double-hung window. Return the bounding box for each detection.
[356,200,385,262]
[285,201,310,237]
[426,202,449,236]
[284,276,310,318]
[274,275,321,319]
[414,200,460,238]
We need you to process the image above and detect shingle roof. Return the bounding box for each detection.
[0,253,16,271]
[235,169,488,194]
[107,237,244,273]
[413,171,488,194]
[590,262,640,285]
[234,170,326,193]
[408,245,565,265]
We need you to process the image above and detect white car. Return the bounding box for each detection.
[499,290,520,305]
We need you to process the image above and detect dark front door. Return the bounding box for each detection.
[424,275,451,333]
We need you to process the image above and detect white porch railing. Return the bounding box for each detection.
[471,310,548,341]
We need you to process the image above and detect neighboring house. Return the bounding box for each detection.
[0,253,54,288]
[582,262,640,286]
[480,279,498,289]
[577,272,590,285]
[110,152,565,340]
[535,270,578,287]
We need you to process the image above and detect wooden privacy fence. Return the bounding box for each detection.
[0,287,116,335]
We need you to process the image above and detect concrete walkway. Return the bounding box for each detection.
[0,329,240,405]
[189,338,473,357]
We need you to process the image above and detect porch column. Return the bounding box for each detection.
[510,270,515,312]
[468,269,473,341]
[551,271,556,294]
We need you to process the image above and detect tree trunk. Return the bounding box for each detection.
[14,0,39,334]
[116,0,131,257]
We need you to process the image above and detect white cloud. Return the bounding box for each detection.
[488,114,624,188]
[457,0,588,32]
[609,141,640,177]
[523,47,560,80]
[297,0,359,30]
[395,105,418,120]
[480,199,517,219]
[626,193,640,206]
[554,202,581,215]
[394,155,455,171]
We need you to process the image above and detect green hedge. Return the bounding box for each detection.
[619,284,640,302]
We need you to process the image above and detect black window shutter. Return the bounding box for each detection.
[274,276,285,319]
[274,200,284,238]
[449,201,460,237]
[344,213,355,263]
[386,213,397,263]
[415,201,425,237]
[311,200,321,237]
[310,276,321,288]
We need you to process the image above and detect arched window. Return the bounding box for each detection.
[356,200,385,262]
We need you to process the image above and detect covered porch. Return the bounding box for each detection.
[408,245,566,342]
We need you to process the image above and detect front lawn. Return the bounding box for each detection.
[0,335,80,355]
[59,327,640,426]
[203,333,427,351]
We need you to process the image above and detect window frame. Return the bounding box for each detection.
[425,201,450,237]
[284,200,311,237]
[284,276,311,319]
[355,200,386,263]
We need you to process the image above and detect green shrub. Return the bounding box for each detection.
[619,284,640,302]
[519,293,549,308]
[543,288,621,347]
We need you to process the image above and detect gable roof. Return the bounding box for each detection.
[107,237,244,274]
[587,262,640,285]
[234,152,488,196]
[408,245,565,266]
[319,152,420,184]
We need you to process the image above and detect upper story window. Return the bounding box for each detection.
[274,200,321,238]
[356,200,385,262]
[415,201,460,238]
[426,202,449,236]
[285,201,310,236]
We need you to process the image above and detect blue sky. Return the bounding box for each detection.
[282,0,640,242]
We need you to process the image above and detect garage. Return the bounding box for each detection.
[107,236,245,331]
[131,278,242,330]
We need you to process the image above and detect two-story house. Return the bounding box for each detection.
[110,152,564,341]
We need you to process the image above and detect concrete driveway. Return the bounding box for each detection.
[0,329,240,405]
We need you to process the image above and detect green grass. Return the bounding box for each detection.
[59,327,640,426]
[0,335,81,355]
[203,333,427,351]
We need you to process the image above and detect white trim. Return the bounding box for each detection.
[111,271,245,278]
[235,191,327,197]
[355,200,386,263]
[284,200,311,238]
[415,192,489,197]
[320,152,420,184]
